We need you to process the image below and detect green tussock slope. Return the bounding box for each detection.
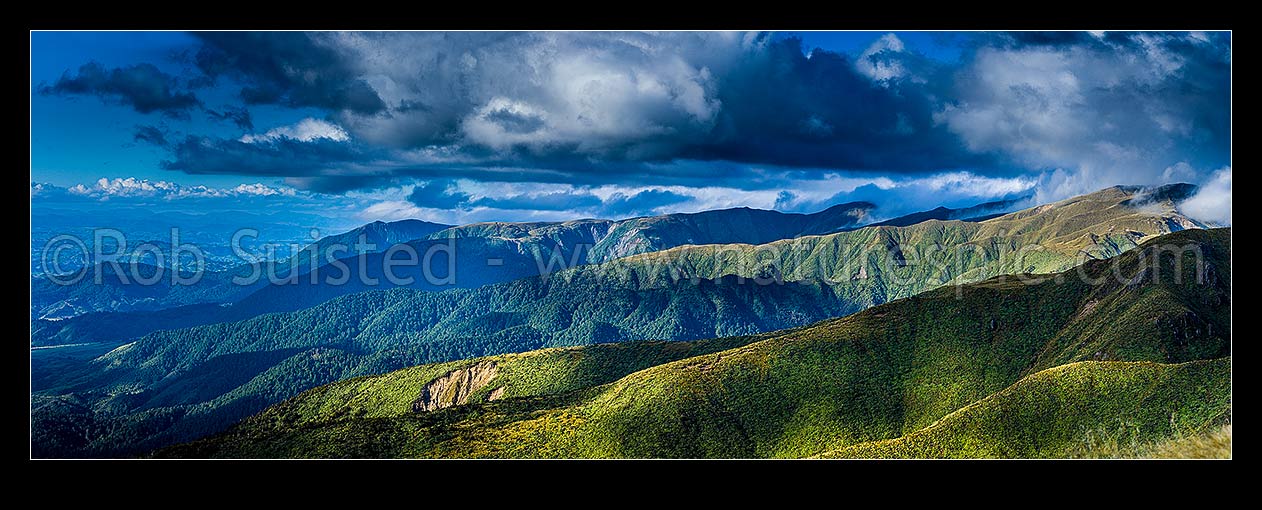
[817,358,1230,458]
[1143,423,1232,459]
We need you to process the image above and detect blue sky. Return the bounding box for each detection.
[31,31,324,189]
[783,31,964,61]
[30,31,1232,226]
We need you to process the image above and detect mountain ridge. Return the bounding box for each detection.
[154,227,1230,458]
[29,201,874,322]
[857,195,1032,229]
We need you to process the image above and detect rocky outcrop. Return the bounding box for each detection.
[411,361,500,412]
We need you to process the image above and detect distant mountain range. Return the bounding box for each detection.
[859,196,1031,228]
[155,227,1230,458]
[434,200,879,263]
[30,185,1214,457]
[29,219,450,320]
[286,219,451,268]
[33,200,879,342]
[24,194,1043,344]
[30,203,877,321]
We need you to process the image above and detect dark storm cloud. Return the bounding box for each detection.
[602,189,692,217]
[160,135,370,177]
[325,33,987,172]
[146,32,997,184]
[205,105,254,130]
[191,32,387,114]
[406,179,471,209]
[471,191,602,211]
[132,125,169,147]
[683,37,988,171]
[405,180,603,212]
[482,108,547,135]
[158,128,785,193]
[37,62,200,117]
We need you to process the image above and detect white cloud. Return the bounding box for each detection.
[938,48,1084,163]
[358,200,429,223]
[460,98,552,150]
[361,169,1039,225]
[1180,167,1231,225]
[913,172,1037,197]
[54,177,299,200]
[856,33,907,82]
[1161,162,1198,182]
[356,196,586,225]
[332,31,732,156]
[939,34,1229,202]
[240,118,350,144]
[37,169,1043,229]
[69,177,178,197]
[230,183,297,197]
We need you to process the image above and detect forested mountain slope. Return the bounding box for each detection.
[161,228,1229,458]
